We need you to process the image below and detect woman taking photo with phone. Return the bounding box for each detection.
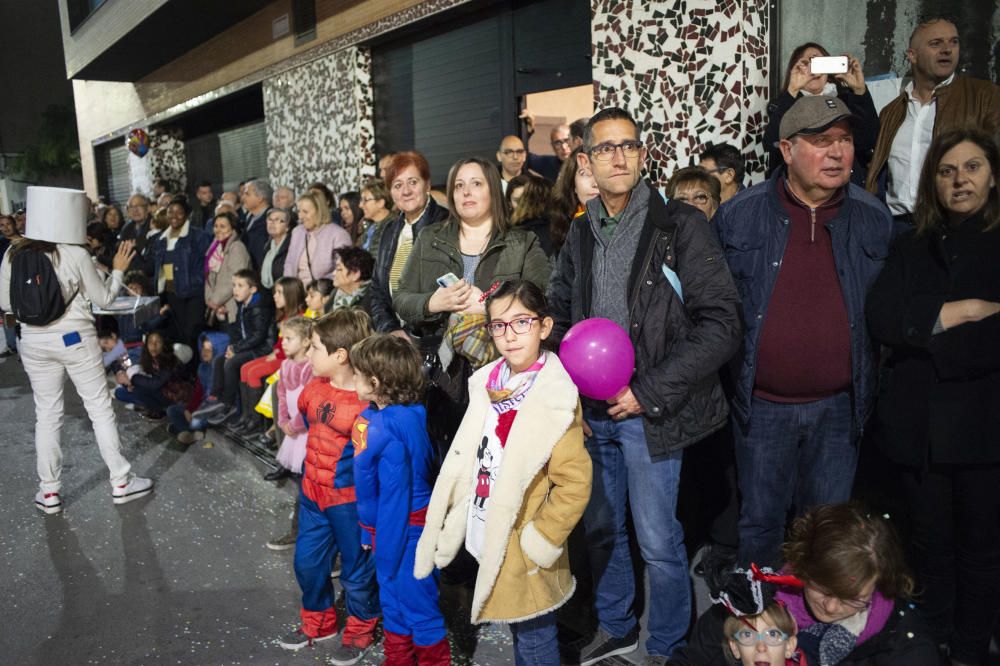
[763,43,879,181]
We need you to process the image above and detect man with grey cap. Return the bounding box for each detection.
[713,95,895,567]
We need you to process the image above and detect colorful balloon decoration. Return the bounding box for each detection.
[127,128,150,157]
[558,318,635,400]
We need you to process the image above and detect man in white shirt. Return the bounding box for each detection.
[866,18,1000,221]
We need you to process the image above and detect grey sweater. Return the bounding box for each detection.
[586,183,650,329]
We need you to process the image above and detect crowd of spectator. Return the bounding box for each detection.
[2,15,999,666]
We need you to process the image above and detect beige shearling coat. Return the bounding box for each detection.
[414,353,592,623]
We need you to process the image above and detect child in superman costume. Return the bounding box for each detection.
[350,333,450,664]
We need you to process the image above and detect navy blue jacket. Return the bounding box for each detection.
[152,226,213,300]
[712,170,896,433]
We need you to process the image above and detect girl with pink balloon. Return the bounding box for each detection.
[417,279,592,666]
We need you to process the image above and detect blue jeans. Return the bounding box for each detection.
[734,392,857,567]
[509,611,559,666]
[582,409,690,657]
[114,384,170,412]
[166,404,207,434]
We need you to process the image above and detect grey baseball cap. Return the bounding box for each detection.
[778,95,857,141]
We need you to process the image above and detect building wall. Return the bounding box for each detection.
[592,0,772,186]
[780,0,1000,84]
[263,47,375,196]
[72,0,470,198]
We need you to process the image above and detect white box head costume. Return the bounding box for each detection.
[24,186,89,246]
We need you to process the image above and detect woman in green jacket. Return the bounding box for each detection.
[393,156,551,446]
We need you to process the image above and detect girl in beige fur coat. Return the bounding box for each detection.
[415,280,592,665]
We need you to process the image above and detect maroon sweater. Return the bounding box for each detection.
[753,179,852,403]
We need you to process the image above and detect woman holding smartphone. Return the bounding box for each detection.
[392,156,550,447]
[763,42,879,182]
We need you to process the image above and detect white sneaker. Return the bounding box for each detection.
[112,476,154,505]
[35,491,63,515]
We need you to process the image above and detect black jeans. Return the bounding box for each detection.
[901,463,1000,664]
[211,351,256,407]
[163,292,205,352]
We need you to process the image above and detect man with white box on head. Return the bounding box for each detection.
[0,186,153,515]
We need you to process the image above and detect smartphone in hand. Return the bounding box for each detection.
[810,56,849,75]
[436,272,461,289]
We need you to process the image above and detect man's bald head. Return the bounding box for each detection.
[497,135,526,180]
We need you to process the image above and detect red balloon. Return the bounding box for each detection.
[558,318,635,400]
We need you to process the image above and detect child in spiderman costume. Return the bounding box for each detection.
[276,309,380,666]
[350,334,450,664]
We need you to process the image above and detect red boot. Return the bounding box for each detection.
[382,630,416,665]
[413,637,451,665]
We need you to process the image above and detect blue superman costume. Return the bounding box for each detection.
[354,403,450,665]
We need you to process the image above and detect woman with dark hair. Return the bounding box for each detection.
[113,330,190,419]
[328,246,374,314]
[763,42,879,181]
[86,221,117,272]
[101,203,125,238]
[368,151,450,336]
[358,178,393,253]
[546,146,599,258]
[665,166,722,220]
[152,196,213,351]
[668,503,942,665]
[337,192,364,246]
[866,128,1000,665]
[506,173,554,257]
[204,210,251,324]
[393,156,550,444]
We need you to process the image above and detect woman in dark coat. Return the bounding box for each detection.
[866,128,1000,665]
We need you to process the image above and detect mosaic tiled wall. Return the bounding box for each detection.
[592,0,771,186]
[263,46,375,197]
[147,127,187,194]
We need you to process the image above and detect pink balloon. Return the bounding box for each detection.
[559,318,635,400]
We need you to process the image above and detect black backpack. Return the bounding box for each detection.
[9,248,75,326]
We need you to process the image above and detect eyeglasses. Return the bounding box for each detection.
[588,141,643,162]
[501,149,526,157]
[807,586,873,611]
[731,628,789,647]
[551,139,572,148]
[486,317,539,337]
[674,192,711,205]
[127,204,148,210]
[360,196,377,203]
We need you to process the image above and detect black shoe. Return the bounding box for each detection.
[207,405,239,426]
[694,542,737,578]
[578,627,639,666]
[264,467,291,481]
[141,410,166,421]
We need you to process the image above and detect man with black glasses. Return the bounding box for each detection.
[496,135,527,194]
[548,107,742,665]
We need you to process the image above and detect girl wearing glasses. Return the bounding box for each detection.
[670,503,941,665]
[724,604,801,666]
[416,280,592,666]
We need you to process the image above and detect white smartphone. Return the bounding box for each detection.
[436,272,461,289]
[810,56,849,75]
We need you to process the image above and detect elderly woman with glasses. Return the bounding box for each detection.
[667,503,942,666]
[665,166,722,220]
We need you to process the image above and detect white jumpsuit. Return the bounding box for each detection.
[0,244,132,493]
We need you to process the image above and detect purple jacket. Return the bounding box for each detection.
[282,222,351,283]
